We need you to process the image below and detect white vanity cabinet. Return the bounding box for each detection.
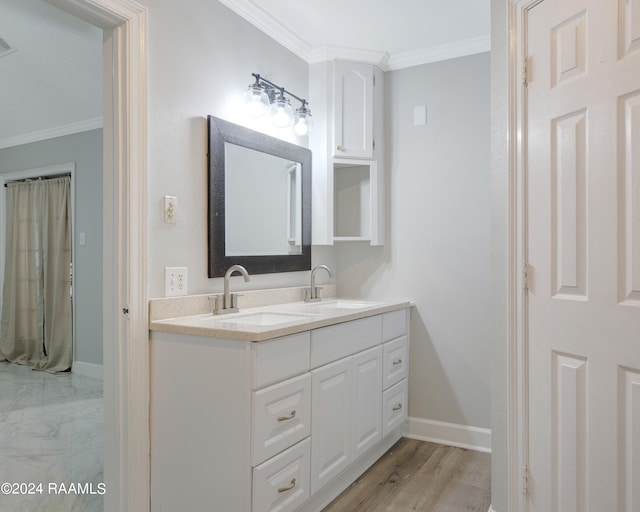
[150,307,409,512]
[310,59,385,246]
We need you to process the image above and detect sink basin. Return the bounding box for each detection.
[318,300,376,309]
[281,299,381,314]
[215,311,315,327]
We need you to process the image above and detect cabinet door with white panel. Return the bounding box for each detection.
[310,357,352,495]
[333,60,374,159]
[352,346,383,459]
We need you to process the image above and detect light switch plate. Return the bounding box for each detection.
[164,196,177,223]
[165,267,188,297]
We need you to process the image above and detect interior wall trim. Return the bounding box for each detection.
[405,417,492,453]
[0,117,103,150]
[217,0,489,71]
[45,0,150,510]
[384,35,491,71]
[73,361,104,380]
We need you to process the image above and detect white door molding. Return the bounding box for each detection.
[505,1,544,511]
[45,1,149,510]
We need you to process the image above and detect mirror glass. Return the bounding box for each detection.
[207,116,311,278]
[225,143,302,256]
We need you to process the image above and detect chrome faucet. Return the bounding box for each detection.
[304,264,333,302]
[209,264,250,315]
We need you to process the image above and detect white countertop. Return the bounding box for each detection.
[149,298,412,342]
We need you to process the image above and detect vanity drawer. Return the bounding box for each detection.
[252,331,310,390]
[382,379,408,437]
[382,309,407,342]
[310,315,382,369]
[383,335,408,390]
[252,373,311,466]
[252,438,311,512]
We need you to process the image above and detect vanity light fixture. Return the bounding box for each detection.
[244,73,312,136]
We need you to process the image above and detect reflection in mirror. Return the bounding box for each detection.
[225,143,302,256]
[207,116,311,278]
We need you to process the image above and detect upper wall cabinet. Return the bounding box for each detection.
[310,60,385,246]
[333,61,374,159]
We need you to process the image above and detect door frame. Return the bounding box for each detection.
[504,1,544,511]
[45,0,149,510]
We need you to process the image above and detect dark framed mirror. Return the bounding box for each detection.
[207,116,312,278]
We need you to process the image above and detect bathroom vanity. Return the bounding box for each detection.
[149,291,410,512]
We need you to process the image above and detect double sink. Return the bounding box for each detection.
[224,300,379,326]
[188,300,379,328]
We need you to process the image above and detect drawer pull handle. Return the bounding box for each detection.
[278,478,296,493]
[392,358,403,366]
[393,403,403,411]
[277,410,297,422]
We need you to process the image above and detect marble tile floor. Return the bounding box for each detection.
[0,362,103,512]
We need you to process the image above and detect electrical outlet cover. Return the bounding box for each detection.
[165,267,188,297]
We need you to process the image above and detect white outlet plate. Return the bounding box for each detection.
[165,267,188,297]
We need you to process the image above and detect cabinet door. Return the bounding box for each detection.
[310,357,352,495]
[352,346,382,460]
[333,60,373,159]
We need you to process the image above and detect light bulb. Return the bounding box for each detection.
[244,84,269,117]
[294,105,312,136]
[272,95,294,128]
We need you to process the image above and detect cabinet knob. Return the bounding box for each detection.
[336,145,345,152]
[277,410,297,422]
[278,478,296,493]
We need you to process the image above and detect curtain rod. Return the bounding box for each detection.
[4,173,71,187]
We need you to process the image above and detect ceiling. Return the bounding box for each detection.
[0,0,102,148]
[219,0,491,69]
[0,0,490,148]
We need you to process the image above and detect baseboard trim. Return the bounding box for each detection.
[73,361,103,380]
[405,417,491,453]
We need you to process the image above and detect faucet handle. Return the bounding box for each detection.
[208,294,222,313]
[230,293,244,309]
[303,286,322,303]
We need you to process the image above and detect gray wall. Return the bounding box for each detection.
[140,0,335,297]
[336,53,492,430]
[0,129,103,365]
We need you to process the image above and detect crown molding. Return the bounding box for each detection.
[218,0,313,62]
[219,0,489,71]
[385,35,491,71]
[0,117,103,150]
[309,46,390,68]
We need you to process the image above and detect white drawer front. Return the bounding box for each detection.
[310,315,381,368]
[383,336,408,390]
[382,379,408,437]
[252,373,311,466]
[252,332,310,390]
[252,438,310,512]
[382,309,407,342]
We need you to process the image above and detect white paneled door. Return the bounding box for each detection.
[526,0,640,511]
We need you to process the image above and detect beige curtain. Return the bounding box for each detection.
[0,176,72,373]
